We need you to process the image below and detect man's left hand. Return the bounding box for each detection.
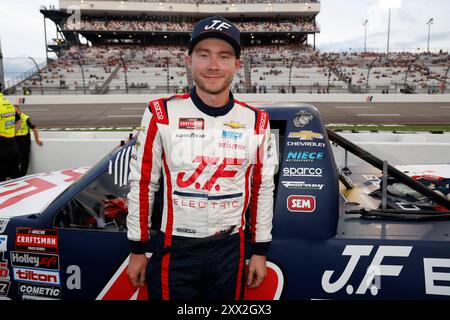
[246,254,267,288]
[36,139,43,146]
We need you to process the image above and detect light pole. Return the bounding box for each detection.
[427,18,434,53]
[363,19,368,53]
[74,55,86,94]
[119,53,129,94]
[28,57,44,95]
[386,8,391,54]
[382,0,402,54]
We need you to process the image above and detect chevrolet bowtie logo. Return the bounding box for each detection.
[288,131,323,140]
[224,121,246,129]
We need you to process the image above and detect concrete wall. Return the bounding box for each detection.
[28,131,131,173]
[8,93,450,106]
[332,132,450,167]
[27,131,450,175]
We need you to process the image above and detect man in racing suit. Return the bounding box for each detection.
[126,16,275,300]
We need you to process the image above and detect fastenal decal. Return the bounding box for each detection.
[13,268,60,285]
[10,252,60,270]
[16,228,58,253]
[288,130,323,141]
[0,219,9,233]
[18,283,61,299]
[179,118,204,130]
[282,167,323,178]
[282,181,325,190]
[0,235,7,252]
[287,195,316,213]
[285,151,324,162]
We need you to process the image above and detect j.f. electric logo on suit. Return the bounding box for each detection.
[176,156,244,192]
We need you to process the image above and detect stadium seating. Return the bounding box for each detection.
[15,44,449,95]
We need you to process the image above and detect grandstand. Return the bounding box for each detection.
[0,38,4,92]
[4,0,450,95]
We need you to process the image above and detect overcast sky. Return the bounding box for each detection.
[1,0,449,81]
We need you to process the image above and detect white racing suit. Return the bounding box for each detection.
[126,88,275,299]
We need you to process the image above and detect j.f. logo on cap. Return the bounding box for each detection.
[205,20,231,31]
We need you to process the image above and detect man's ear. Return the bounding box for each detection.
[185,54,192,69]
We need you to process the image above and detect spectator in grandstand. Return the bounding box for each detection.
[0,94,21,182]
[14,105,43,177]
[127,15,274,301]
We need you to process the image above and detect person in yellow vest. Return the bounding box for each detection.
[14,105,43,177]
[0,93,22,182]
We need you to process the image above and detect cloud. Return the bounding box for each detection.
[0,0,58,58]
[316,0,450,51]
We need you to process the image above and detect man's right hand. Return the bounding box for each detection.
[127,253,148,287]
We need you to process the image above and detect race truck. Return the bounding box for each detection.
[1,104,450,300]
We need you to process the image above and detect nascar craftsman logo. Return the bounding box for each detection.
[179,118,204,130]
[15,228,58,253]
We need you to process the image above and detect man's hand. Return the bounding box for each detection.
[246,255,267,288]
[35,138,43,146]
[127,253,148,287]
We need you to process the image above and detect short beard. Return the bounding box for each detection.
[193,73,234,95]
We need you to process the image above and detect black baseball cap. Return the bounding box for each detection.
[188,16,241,59]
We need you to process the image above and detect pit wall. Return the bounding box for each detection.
[27,131,450,175]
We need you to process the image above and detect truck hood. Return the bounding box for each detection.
[0,167,90,219]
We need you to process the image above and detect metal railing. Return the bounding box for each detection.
[4,59,47,90]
